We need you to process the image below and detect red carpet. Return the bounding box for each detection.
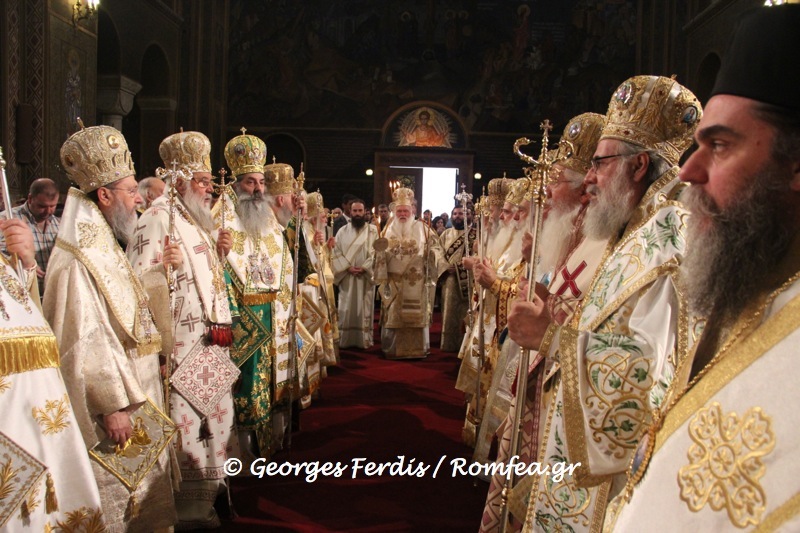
[222,315,487,532]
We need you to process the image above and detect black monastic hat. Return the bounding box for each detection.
[710,4,800,113]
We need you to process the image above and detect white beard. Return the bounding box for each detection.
[390,218,414,240]
[537,204,581,277]
[182,187,215,233]
[486,217,515,260]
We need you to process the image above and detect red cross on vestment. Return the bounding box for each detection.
[554,260,587,298]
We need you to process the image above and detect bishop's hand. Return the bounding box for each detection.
[162,235,184,269]
[103,409,133,446]
[507,283,552,350]
[0,218,36,269]
[217,228,233,257]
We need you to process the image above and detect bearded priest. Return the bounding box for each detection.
[373,187,444,359]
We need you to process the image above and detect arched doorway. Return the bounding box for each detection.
[375,102,473,217]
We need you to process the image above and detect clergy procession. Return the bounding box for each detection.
[1,3,800,532]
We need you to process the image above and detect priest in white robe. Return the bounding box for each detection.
[332,199,377,349]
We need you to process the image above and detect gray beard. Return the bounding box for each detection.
[538,204,582,277]
[182,188,215,233]
[681,161,792,320]
[583,167,637,240]
[109,202,138,245]
[237,192,270,237]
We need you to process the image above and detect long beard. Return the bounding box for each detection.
[351,216,366,229]
[182,187,215,233]
[452,219,465,230]
[538,204,582,276]
[583,166,637,240]
[391,218,413,239]
[108,201,138,245]
[237,191,271,236]
[681,161,792,320]
[487,219,515,259]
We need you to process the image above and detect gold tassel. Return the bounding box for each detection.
[126,493,140,519]
[45,473,58,513]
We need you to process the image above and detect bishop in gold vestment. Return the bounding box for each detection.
[44,125,178,532]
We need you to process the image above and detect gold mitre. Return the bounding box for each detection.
[264,162,296,196]
[159,130,211,173]
[60,124,135,193]
[224,128,267,176]
[559,112,604,174]
[506,178,532,207]
[601,75,702,166]
[487,177,514,207]
[392,187,414,208]
[306,191,324,217]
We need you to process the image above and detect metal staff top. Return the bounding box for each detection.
[0,146,25,280]
[455,183,473,258]
[513,119,574,296]
[212,168,236,233]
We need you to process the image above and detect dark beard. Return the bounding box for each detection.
[682,161,792,321]
[452,219,464,230]
[351,216,366,229]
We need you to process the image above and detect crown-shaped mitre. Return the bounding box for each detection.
[306,192,324,218]
[392,187,415,208]
[487,177,514,206]
[505,178,532,206]
[60,125,136,193]
[159,131,211,173]
[224,129,267,176]
[264,163,296,196]
[601,75,702,167]
[559,112,604,174]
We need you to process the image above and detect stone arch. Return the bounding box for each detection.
[132,44,175,176]
[264,132,307,182]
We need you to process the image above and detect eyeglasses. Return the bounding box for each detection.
[191,177,214,188]
[104,186,139,198]
[590,153,628,172]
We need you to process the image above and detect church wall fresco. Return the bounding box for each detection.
[227,0,638,135]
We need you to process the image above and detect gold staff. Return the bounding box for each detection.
[498,120,573,532]
[286,164,305,450]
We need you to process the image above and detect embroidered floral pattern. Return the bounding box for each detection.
[32,394,71,435]
[678,403,775,528]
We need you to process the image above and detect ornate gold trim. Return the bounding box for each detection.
[655,291,800,454]
[755,491,800,533]
[0,334,60,377]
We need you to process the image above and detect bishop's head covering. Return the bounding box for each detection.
[159,130,212,173]
[60,124,135,193]
[710,3,800,113]
[601,75,702,167]
[558,113,604,175]
[224,128,267,177]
